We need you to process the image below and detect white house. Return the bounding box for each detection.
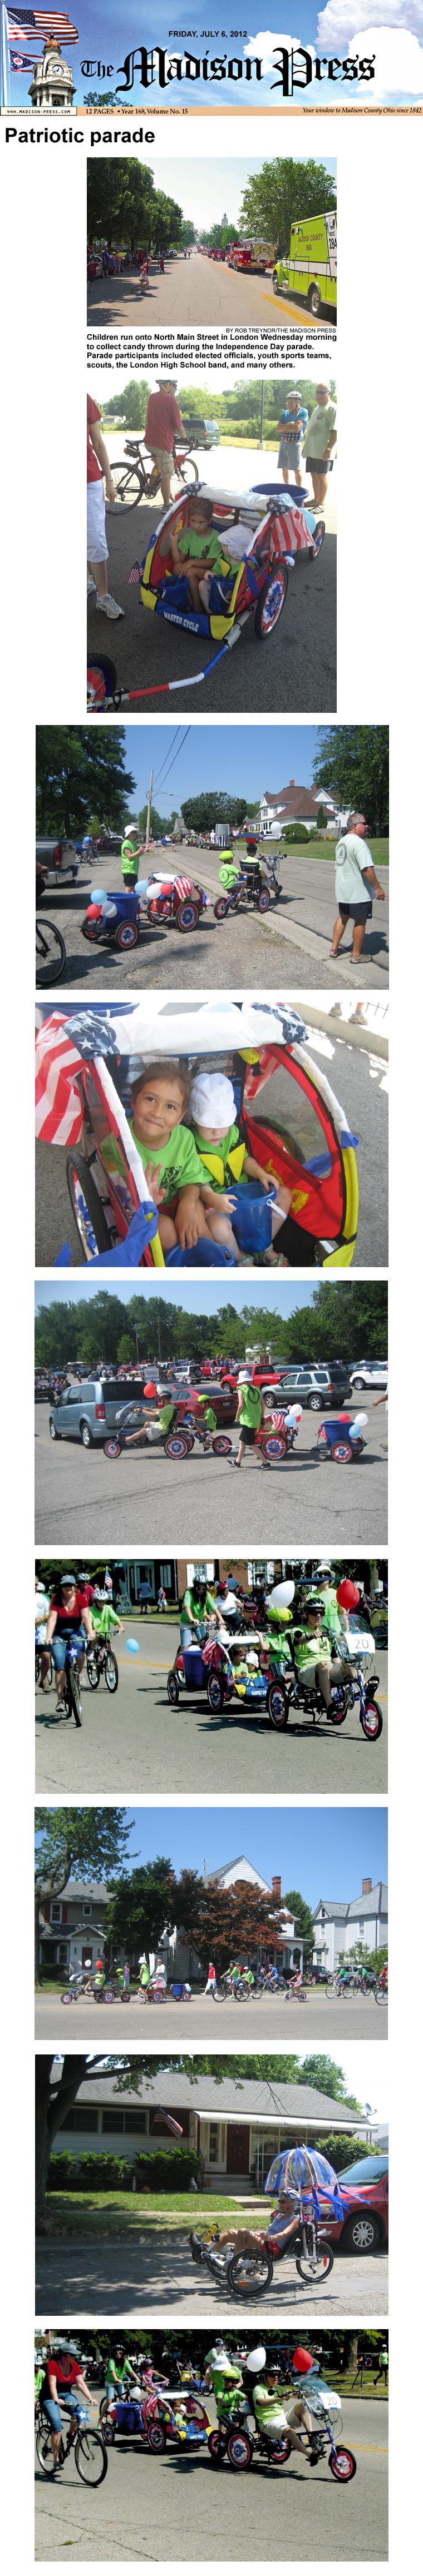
[312,1880,388,1974]
[53,2069,372,2188]
[259,782,337,837]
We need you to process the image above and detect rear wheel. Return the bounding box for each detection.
[36,919,66,986]
[116,919,139,951]
[267,1680,289,1730]
[164,1433,189,1457]
[147,2421,166,2454]
[214,896,229,920]
[268,2436,290,2465]
[87,656,117,709]
[328,1692,347,1726]
[254,568,288,637]
[176,901,199,932]
[258,886,270,912]
[66,1152,111,1261]
[262,1434,287,1463]
[167,1673,179,1704]
[375,1981,388,2004]
[362,1699,383,1740]
[208,2429,225,2465]
[36,2423,58,2476]
[227,2249,273,2299]
[105,461,141,510]
[75,2429,107,2486]
[311,520,326,559]
[80,1421,94,1448]
[329,2446,356,2482]
[207,1672,225,1713]
[212,1435,232,1456]
[332,1441,353,1463]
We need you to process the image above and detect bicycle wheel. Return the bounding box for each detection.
[105,1650,119,1693]
[329,2446,356,2482]
[104,1437,121,1459]
[362,1698,383,1740]
[176,455,199,490]
[105,461,141,511]
[296,2239,334,2282]
[227,2429,253,2469]
[167,1673,179,1704]
[36,920,66,986]
[69,1663,82,1728]
[227,2249,273,2299]
[86,1650,100,1690]
[375,1982,388,2004]
[267,1680,289,1730]
[75,2428,107,2486]
[212,1435,232,1456]
[36,2422,59,2476]
[147,2420,166,2454]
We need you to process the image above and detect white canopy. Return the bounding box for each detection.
[94,998,352,1150]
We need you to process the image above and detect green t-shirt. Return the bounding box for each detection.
[253,2380,288,2430]
[35,2367,44,2399]
[321,1586,343,1641]
[179,527,228,570]
[192,1120,247,1191]
[121,836,141,878]
[198,1400,217,1430]
[129,1119,205,1207]
[303,401,336,458]
[158,1403,175,1432]
[294,1624,329,1671]
[211,2361,243,2417]
[91,1602,120,1637]
[239,1383,262,1428]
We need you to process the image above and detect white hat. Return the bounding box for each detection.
[190,1071,237,1126]
[238,1370,250,1384]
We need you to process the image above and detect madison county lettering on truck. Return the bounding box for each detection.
[273,213,337,317]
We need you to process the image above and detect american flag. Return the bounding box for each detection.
[127,564,142,586]
[35,1012,85,1147]
[4,11,78,42]
[150,2107,184,2137]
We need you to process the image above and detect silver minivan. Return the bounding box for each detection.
[49,1377,147,1448]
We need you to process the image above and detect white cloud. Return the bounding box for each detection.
[244,29,311,74]
[347,23,423,85]
[317,0,423,40]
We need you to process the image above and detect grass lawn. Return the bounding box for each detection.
[246,838,389,866]
[45,2190,264,2235]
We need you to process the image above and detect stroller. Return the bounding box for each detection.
[87,481,324,707]
[35,1000,359,1272]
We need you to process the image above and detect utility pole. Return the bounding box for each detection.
[134,1323,139,1362]
[158,1313,161,1364]
[146,769,154,850]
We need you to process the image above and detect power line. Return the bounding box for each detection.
[154,725,191,796]
[152,727,182,792]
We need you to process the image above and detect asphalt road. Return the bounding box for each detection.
[35,2230,388,2319]
[35,1402,388,1548]
[87,254,335,335]
[35,1615,388,1797]
[35,1986,388,2044]
[35,845,388,992]
[35,1036,388,1269]
[35,2393,388,2562]
[87,480,336,717]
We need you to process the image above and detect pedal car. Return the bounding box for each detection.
[87,482,324,707]
[81,868,209,949]
[316,1412,368,1462]
[167,1633,287,1729]
[35,1000,359,1271]
[144,870,210,931]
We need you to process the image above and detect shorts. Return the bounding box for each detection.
[86,479,109,564]
[239,1422,259,1445]
[337,900,372,925]
[51,1626,86,1672]
[42,2398,63,2431]
[147,446,174,482]
[277,438,302,469]
[305,455,333,474]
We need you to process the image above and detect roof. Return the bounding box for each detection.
[313,1884,387,1924]
[261,786,335,818]
[41,1879,111,1904]
[203,1853,272,1890]
[67,2072,360,2128]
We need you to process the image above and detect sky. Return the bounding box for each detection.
[35,1278,323,1316]
[65,1800,387,1902]
[96,722,322,816]
[3,2,421,106]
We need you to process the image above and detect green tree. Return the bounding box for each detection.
[35,1809,133,1989]
[180,791,249,836]
[36,2051,363,2222]
[312,727,389,836]
[180,219,197,246]
[238,158,337,256]
[282,1888,315,1962]
[121,379,149,430]
[87,157,156,249]
[106,1859,174,1963]
[36,727,136,840]
[116,1333,140,1363]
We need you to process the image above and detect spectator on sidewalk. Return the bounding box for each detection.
[87,395,124,621]
[302,385,337,509]
[330,812,386,964]
[277,391,308,487]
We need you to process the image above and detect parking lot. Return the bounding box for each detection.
[35,2389,387,2562]
[35,1401,388,1548]
[35,1613,388,1799]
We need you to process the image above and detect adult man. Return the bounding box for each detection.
[302,384,337,509]
[42,1573,95,1711]
[144,380,185,511]
[38,2344,92,2471]
[331,812,386,965]
[86,394,124,621]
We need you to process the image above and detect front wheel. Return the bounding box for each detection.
[267,1680,289,1730]
[69,1664,82,1728]
[105,1650,119,1694]
[207,1672,225,1713]
[167,1673,179,1704]
[87,656,117,709]
[86,1650,100,1690]
[227,2430,253,2470]
[362,1699,383,1740]
[212,1435,232,1456]
[254,568,288,637]
[176,901,199,932]
[66,1151,111,1262]
[75,2429,108,2486]
[176,455,199,490]
[214,897,229,920]
[36,920,67,986]
[227,2249,273,2300]
[296,2239,333,2282]
[375,1981,388,2005]
[104,1437,121,1460]
[329,2447,357,2483]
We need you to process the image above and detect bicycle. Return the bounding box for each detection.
[375,1975,388,2006]
[35,1642,52,1689]
[104,437,199,512]
[60,1637,82,1728]
[86,1639,119,1694]
[36,913,66,986]
[36,2401,107,2485]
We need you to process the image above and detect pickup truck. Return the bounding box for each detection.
[226,239,275,273]
[36,836,79,886]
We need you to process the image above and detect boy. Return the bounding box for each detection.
[169,498,233,614]
[189,1070,292,1262]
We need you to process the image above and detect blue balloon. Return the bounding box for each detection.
[125,1637,140,1654]
[91,885,107,901]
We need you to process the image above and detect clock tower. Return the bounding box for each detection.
[28,35,75,111]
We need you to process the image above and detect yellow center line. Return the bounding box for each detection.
[259,291,321,325]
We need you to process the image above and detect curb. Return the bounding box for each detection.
[198,866,388,988]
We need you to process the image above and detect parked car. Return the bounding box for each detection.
[324,2153,388,2255]
[49,1376,149,1448]
[36,836,79,885]
[180,417,220,448]
[220,1366,285,1395]
[166,1378,238,1426]
[265,1365,353,1411]
[350,1363,388,1390]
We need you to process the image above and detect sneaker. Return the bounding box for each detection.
[87,575,96,597]
[95,592,124,619]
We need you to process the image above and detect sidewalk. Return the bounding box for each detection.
[197,849,389,988]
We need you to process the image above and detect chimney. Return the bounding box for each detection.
[289,777,294,786]
[362,1878,372,1894]
[272,1874,281,1899]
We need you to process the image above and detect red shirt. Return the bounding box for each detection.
[51,1589,86,1631]
[87,394,103,485]
[145,390,184,455]
[78,1583,95,1604]
[43,2355,82,2398]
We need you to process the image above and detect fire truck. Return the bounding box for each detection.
[227,238,275,273]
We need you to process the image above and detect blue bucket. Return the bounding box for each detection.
[228,1179,276,1254]
[183,1649,206,1687]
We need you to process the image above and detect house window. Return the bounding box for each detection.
[51,1904,61,1924]
[208,2123,224,2166]
[186,1562,214,1585]
[58,1943,68,1966]
[82,1905,92,1918]
[358,1921,365,1937]
[60,2109,99,2134]
[160,1565,171,1590]
[102,2108,147,2136]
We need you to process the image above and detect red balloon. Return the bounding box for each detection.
[337,1579,361,1609]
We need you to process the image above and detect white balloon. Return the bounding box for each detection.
[269,1581,296,1609]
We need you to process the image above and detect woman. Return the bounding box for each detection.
[42,1574,95,1712]
[277,391,308,487]
[38,2344,92,2470]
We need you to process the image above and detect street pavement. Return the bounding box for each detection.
[35,2230,388,2319]
[87,252,335,334]
[35,1038,388,1268]
[87,441,336,715]
[36,842,388,992]
[35,1401,388,1547]
[35,1985,388,2043]
[35,2391,387,2562]
[35,1616,388,1796]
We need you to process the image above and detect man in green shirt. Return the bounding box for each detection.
[232,1371,266,1468]
[302,384,337,508]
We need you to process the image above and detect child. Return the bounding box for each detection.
[190,1070,292,1263]
[169,498,233,613]
[129,1060,215,1253]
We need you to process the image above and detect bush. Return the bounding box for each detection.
[48,2146,203,2193]
[134,2147,202,2191]
[313,2133,376,2171]
[281,823,312,845]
